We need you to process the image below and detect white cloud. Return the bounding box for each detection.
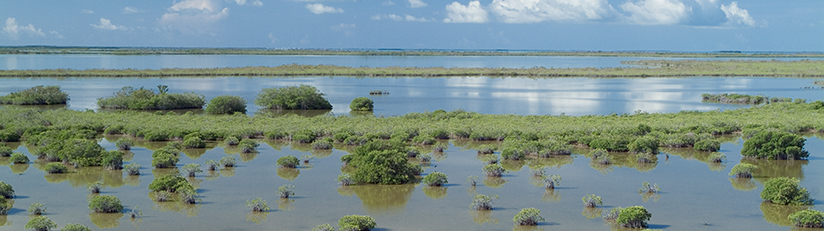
[372,14,430,22]
[49,31,64,39]
[489,0,613,23]
[306,4,344,14]
[408,0,427,8]
[383,1,396,6]
[405,15,429,22]
[694,0,717,9]
[720,2,755,27]
[123,7,140,14]
[3,18,45,39]
[170,0,219,12]
[235,0,263,6]
[161,0,229,33]
[82,9,94,14]
[91,18,129,30]
[620,0,691,25]
[331,23,356,36]
[443,1,489,23]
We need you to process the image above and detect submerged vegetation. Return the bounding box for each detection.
[0,85,68,105]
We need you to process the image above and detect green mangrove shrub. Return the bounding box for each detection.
[115,138,132,150]
[124,163,140,175]
[789,209,824,228]
[500,148,525,160]
[760,177,813,205]
[636,152,655,163]
[729,163,757,178]
[88,195,123,213]
[338,215,376,231]
[0,181,13,198]
[0,144,11,156]
[246,197,269,212]
[101,151,123,170]
[628,136,659,154]
[205,159,219,171]
[277,185,295,198]
[97,86,205,110]
[62,223,92,231]
[0,85,68,105]
[477,145,496,154]
[44,162,68,174]
[152,150,179,168]
[741,131,808,160]
[10,152,29,164]
[470,194,498,210]
[467,175,479,187]
[25,216,57,231]
[338,174,354,186]
[255,85,332,110]
[422,172,448,186]
[342,140,421,184]
[694,139,721,152]
[311,140,333,149]
[590,149,610,165]
[27,202,46,215]
[148,174,188,192]
[513,208,545,226]
[582,194,603,208]
[0,197,10,215]
[349,97,374,111]
[205,95,247,114]
[639,182,660,194]
[220,156,236,167]
[182,163,203,177]
[87,181,103,194]
[702,93,767,105]
[225,136,240,146]
[617,206,652,228]
[313,224,334,231]
[543,175,561,189]
[708,152,726,162]
[277,155,300,168]
[180,188,200,204]
[183,136,206,149]
[604,207,621,221]
[238,139,259,153]
[483,164,505,177]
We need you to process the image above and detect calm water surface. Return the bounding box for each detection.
[0,77,822,116]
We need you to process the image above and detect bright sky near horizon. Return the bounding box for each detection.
[1,0,822,51]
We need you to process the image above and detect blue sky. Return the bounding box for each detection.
[1,0,822,51]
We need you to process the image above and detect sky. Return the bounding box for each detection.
[1,0,822,51]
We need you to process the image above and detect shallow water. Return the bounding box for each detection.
[0,135,821,231]
[0,77,822,116]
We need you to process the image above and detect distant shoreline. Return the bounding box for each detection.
[1,60,823,78]
[1,46,823,58]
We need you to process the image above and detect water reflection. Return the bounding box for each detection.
[89,212,124,229]
[526,156,574,169]
[277,198,295,211]
[0,215,8,226]
[150,198,202,217]
[9,163,28,174]
[482,177,508,188]
[42,166,129,188]
[422,186,448,200]
[220,167,236,178]
[276,168,300,181]
[729,178,757,191]
[760,201,810,227]
[664,148,726,171]
[500,160,526,172]
[182,148,208,159]
[542,189,561,202]
[340,184,415,214]
[245,212,269,224]
[470,210,498,225]
[581,207,603,220]
[742,158,807,182]
[640,192,661,202]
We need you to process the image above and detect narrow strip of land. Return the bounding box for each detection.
[1,60,823,78]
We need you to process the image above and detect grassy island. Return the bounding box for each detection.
[1,60,823,78]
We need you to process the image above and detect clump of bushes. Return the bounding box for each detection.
[225,136,240,146]
[543,175,561,189]
[694,139,721,151]
[152,148,179,168]
[182,163,203,177]
[246,198,269,212]
[500,148,525,160]
[277,185,295,198]
[708,152,726,162]
[338,215,376,231]
[205,95,247,114]
[148,174,188,192]
[477,145,496,154]
[466,175,479,186]
[220,156,236,167]
[183,136,206,149]
[741,131,808,160]
[277,155,300,168]
[639,182,660,194]
[789,209,824,228]
[10,152,29,164]
[636,152,655,163]
[341,140,421,184]
[617,206,652,228]
[513,208,544,226]
[313,224,334,231]
[124,163,140,175]
[0,144,12,156]
[88,195,123,213]
[349,97,374,111]
[760,177,813,205]
[422,172,448,186]
[590,149,610,165]
[470,194,498,210]
[255,85,332,110]
[62,223,92,231]
[729,163,757,178]
[25,216,57,231]
[0,181,14,198]
[205,159,219,171]
[97,85,205,110]
[0,85,68,105]
[238,139,259,153]
[27,202,46,215]
[482,164,505,177]
[311,140,333,149]
[115,138,132,150]
[582,194,603,208]
[45,162,68,173]
[87,181,103,194]
[338,174,353,186]
[101,151,123,170]
[628,136,659,154]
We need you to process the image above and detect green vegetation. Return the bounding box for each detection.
[5,60,824,77]
[220,156,236,167]
[313,224,334,231]
[467,175,479,187]
[246,197,269,212]
[115,138,132,150]
[277,155,300,168]
[760,177,813,205]
[708,152,726,162]
[0,144,12,156]
[471,194,498,210]
[789,209,824,228]
[482,164,505,177]
[97,86,205,110]
[582,194,603,208]
[62,223,92,231]
[152,148,180,168]
[422,172,448,186]
[182,163,203,177]
[337,174,353,186]
[311,140,332,149]
[183,136,205,149]
[44,162,68,173]
[255,85,332,110]
[238,139,259,153]
[10,152,29,163]
[148,174,188,192]
[729,163,758,178]
[543,175,561,189]
[205,95,247,114]
[639,182,660,194]
[617,206,652,228]
[350,97,374,111]
[25,216,57,231]
[27,202,46,215]
[701,93,768,105]
[741,131,808,160]
[341,140,421,184]
[124,163,140,175]
[0,85,68,105]
[277,185,295,198]
[88,195,123,213]
[693,139,721,152]
[87,181,103,194]
[0,182,13,198]
[338,215,376,231]
[513,208,545,226]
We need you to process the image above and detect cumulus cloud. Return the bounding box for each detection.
[123,7,140,14]
[91,18,129,30]
[443,1,489,23]
[3,18,45,39]
[306,4,344,14]
[488,0,613,23]
[235,0,263,6]
[620,0,691,25]
[720,2,755,26]
[161,0,229,33]
[372,14,430,22]
[408,0,427,8]
[81,9,94,14]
